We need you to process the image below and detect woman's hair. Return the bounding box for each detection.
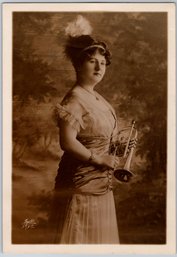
[64,35,111,70]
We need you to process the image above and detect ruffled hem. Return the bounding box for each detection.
[54,103,85,132]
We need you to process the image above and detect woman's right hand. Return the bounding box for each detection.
[94,154,119,170]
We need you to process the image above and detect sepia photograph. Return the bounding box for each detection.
[2,3,176,254]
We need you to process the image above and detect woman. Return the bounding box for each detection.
[49,16,121,244]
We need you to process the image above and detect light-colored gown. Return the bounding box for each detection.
[52,85,119,244]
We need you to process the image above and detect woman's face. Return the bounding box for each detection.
[77,50,106,86]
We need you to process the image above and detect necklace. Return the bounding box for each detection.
[80,86,99,101]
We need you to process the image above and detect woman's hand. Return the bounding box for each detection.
[93,154,119,169]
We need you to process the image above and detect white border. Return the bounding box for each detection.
[3,3,176,254]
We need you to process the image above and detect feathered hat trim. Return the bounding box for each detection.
[64,15,111,65]
[65,15,93,37]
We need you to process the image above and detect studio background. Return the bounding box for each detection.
[12,12,167,244]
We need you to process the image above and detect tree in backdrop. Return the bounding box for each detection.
[13,13,59,103]
[13,96,59,161]
[13,13,60,161]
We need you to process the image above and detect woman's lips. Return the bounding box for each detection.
[94,72,101,76]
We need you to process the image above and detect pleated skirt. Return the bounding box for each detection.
[60,190,119,244]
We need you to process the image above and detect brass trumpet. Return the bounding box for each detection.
[113,120,138,183]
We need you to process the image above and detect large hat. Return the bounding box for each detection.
[66,35,108,53]
[64,15,111,65]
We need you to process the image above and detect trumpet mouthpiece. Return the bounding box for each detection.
[132,120,136,125]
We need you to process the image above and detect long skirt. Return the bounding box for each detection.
[59,190,119,244]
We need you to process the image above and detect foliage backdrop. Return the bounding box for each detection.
[12,12,167,244]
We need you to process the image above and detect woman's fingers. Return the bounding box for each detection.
[114,157,119,169]
[100,155,120,169]
[109,156,116,169]
[108,156,119,169]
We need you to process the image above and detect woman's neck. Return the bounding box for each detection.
[74,83,99,101]
[76,81,96,92]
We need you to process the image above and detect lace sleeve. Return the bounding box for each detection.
[53,95,86,132]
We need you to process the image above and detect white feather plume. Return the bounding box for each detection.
[65,15,93,37]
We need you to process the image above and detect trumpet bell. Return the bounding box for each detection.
[114,169,134,183]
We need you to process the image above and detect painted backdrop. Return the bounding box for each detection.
[12,12,167,244]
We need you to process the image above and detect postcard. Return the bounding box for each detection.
[2,2,176,254]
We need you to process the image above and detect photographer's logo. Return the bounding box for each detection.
[21,218,38,230]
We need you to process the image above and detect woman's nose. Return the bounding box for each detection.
[95,62,100,71]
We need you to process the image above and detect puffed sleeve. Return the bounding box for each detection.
[53,93,86,133]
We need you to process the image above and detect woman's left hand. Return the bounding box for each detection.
[113,156,126,170]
